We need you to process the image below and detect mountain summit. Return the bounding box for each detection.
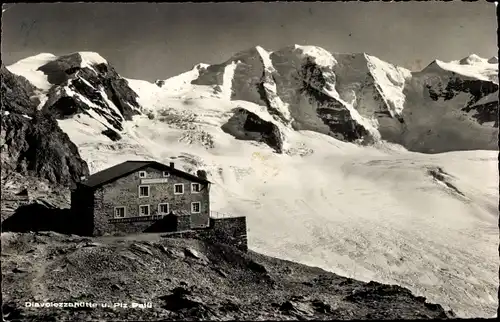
[2,45,498,187]
[5,46,498,156]
[157,45,498,153]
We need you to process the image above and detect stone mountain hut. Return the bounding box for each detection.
[70,160,211,236]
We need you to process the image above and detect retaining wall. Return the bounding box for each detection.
[162,216,248,252]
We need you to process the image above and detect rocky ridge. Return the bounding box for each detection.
[1,65,89,187]
[1,232,454,321]
[188,45,499,153]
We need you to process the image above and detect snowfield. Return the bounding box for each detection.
[6,48,499,318]
[6,53,57,90]
[59,79,499,318]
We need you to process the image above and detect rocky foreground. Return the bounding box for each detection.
[1,232,454,321]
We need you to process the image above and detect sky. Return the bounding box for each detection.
[1,2,498,81]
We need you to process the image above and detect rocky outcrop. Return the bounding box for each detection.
[191,63,225,87]
[192,48,290,124]
[424,77,499,126]
[1,65,39,115]
[0,233,454,321]
[465,98,499,127]
[221,108,284,153]
[296,58,370,142]
[37,53,84,86]
[487,56,498,64]
[101,128,122,141]
[93,63,142,120]
[189,46,498,153]
[1,112,89,186]
[191,47,376,144]
[228,48,269,107]
[398,66,499,153]
[1,64,90,186]
[39,53,141,132]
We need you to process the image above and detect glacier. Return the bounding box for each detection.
[4,46,499,318]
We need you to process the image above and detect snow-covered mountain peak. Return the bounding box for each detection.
[421,57,498,83]
[6,51,111,91]
[6,51,142,139]
[255,46,276,71]
[255,45,271,54]
[293,44,338,67]
[6,53,58,90]
[77,51,108,69]
[458,54,487,65]
[10,52,57,64]
[181,44,498,151]
[487,56,498,64]
[195,63,210,70]
[6,46,498,156]
[154,62,210,91]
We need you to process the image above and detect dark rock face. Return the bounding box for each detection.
[399,69,499,153]
[37,53,83,86]
[221,108,284,153]
[38,54,141,132]
[344,282,449,319]
[93,64,141,121]
[1,65,39,115]
[101,129,122,141]
[256,77,280,120]
[464,99,499,127]
[298,58,370,142]
[229,48,269,107]
[191,64,225,86]
[426,76,498,104]
[192,47,373,145]
[1,64,89,186]
[193,48,289,124]
[451,79,498,125]
[269,52,372,142]
[191,46,498,153]
[44,74,125,131]
[418,65,498,129]
[2,203,76,234]
[1,113,89,187]
[332,53,407,128]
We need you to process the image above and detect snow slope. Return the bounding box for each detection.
[433,57,498,83]
[255,45,292,123]
[78,51,108,71]
[5,49,499,318]
[6,53,57,90]
[61,79,498,318]
[154,63,210,96]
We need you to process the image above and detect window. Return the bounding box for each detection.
[191,202,201,214]
[174,184,184,195]
[139,171,147,178]
[158,203,169,214]
[138,185,150,198]
[163,171,170,178]
[191,183,201,193]
[139,205,150,216]
[114,206,126,218]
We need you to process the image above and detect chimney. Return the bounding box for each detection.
[196,169,207,180]
[169,162,174,169]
